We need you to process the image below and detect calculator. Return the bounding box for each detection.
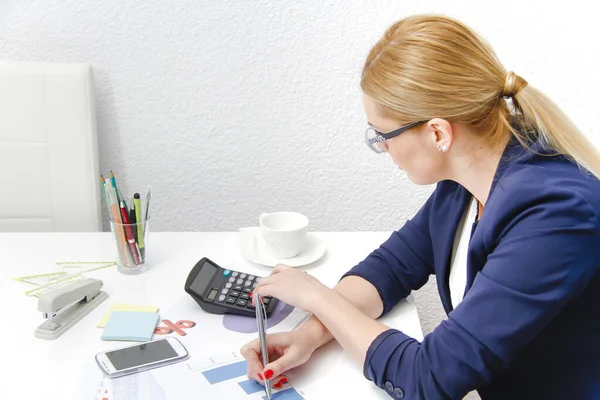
[184,257,278,317]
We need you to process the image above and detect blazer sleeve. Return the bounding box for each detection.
[362,183,600,399]
[340,188,436,316]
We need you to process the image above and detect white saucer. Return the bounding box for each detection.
[239,227,326,267]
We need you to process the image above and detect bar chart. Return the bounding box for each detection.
[199,357,305,399]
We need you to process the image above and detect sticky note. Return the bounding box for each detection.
[97,304,159,328]
[101,311,160,342]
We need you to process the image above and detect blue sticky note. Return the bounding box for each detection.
[101,311,160,342]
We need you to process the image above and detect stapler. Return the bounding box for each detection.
[34,278,109,340]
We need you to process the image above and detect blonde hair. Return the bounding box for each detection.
[361,14,600,179]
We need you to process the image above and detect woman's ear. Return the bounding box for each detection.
[427,118,453,153]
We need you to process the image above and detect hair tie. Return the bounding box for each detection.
[502,71,528,98]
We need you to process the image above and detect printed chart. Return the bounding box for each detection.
[200,357,304,399]
[73,360,166,400]
[150,351,307,399]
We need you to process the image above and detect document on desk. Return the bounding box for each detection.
[74,351,307,400]
[150,350,307,399]
[74,295,310,399]
[151,295,310,354]
[73,359,166,400]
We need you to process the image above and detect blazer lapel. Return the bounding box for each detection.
[433,184,472,314]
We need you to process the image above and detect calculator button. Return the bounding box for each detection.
[244,281,252,287]
[232,271,239,277]
[225,283,232,289]
[226,297,236,304]
[228,277,235,283]
[223,269,231,277]
[236,279,244,285]
[233,285,243,291]
[240,273,247,279]
[246,301,255,309]
[230,291,240,297]
[252,283,258,289]
[264,297,271,304]
[218,295,226,302]
[255,277,261,282]
[247,275,254,281]
[243,288,252,293]
[221,289,228,295]
[236,299,247,307]
[240,293,249,300]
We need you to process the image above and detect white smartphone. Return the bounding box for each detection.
[95,337,188,378]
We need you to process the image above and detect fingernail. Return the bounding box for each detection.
[258,373,264,381]
[274,377,288,388]
[249,291,253,297]
[264,369,274,380]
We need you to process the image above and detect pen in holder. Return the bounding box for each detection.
[101,174,151,275]
[255,293,272,400]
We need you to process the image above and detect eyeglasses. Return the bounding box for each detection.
[364,120,429,154]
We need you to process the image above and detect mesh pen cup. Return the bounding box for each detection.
[110,218,149,274]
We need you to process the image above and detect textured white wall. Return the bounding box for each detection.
[2,0,598,234]
[1,0,599,367]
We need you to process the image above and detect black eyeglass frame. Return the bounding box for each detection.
[365,120,430,153]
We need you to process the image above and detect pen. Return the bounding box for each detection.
[110,170,130,211]
[144,188,152,222]
[130,203,137,242]
[105,180,130,266]
[133,193,145,258]
[142,188,152,239]
[110,170,120,203]
[119,200,141,266]
[255,293,272,400]
[99,176,112,218]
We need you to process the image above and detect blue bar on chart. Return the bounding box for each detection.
[202,360,248,384]
[263,388,304,400]
[238,379,266,394]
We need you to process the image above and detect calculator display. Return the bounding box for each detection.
[189,261,216,295]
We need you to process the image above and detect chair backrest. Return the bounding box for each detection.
[0,60,102,232]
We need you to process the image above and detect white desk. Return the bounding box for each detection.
[1,232,423,399]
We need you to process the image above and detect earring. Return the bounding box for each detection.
[441,145,447,152]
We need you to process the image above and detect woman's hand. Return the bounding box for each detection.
[241,330,321,384]
[252,264,331,313]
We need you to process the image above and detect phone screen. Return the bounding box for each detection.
[105,339,178,371]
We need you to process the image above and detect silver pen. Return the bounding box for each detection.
[255,293,272,400]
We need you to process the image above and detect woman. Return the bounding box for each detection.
[241,15,600,399]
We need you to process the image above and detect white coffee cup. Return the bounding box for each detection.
[259,211,309,259]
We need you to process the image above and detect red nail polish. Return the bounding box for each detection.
[249,291,253,297]
[264,369,274,380]
[258,373,264,381]
[274,377,287,388]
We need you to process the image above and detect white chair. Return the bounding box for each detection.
[0,60,102,232]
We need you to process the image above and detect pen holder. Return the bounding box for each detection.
[109,218,149,275]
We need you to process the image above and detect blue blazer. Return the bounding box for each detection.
[343,138,600,399]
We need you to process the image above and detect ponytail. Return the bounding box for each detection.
[510,82,600,179]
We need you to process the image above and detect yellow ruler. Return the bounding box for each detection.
[14,261,117,297]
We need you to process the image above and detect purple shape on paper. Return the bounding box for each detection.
[222,300,295,333]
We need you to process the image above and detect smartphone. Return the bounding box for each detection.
[95,337,188,378]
